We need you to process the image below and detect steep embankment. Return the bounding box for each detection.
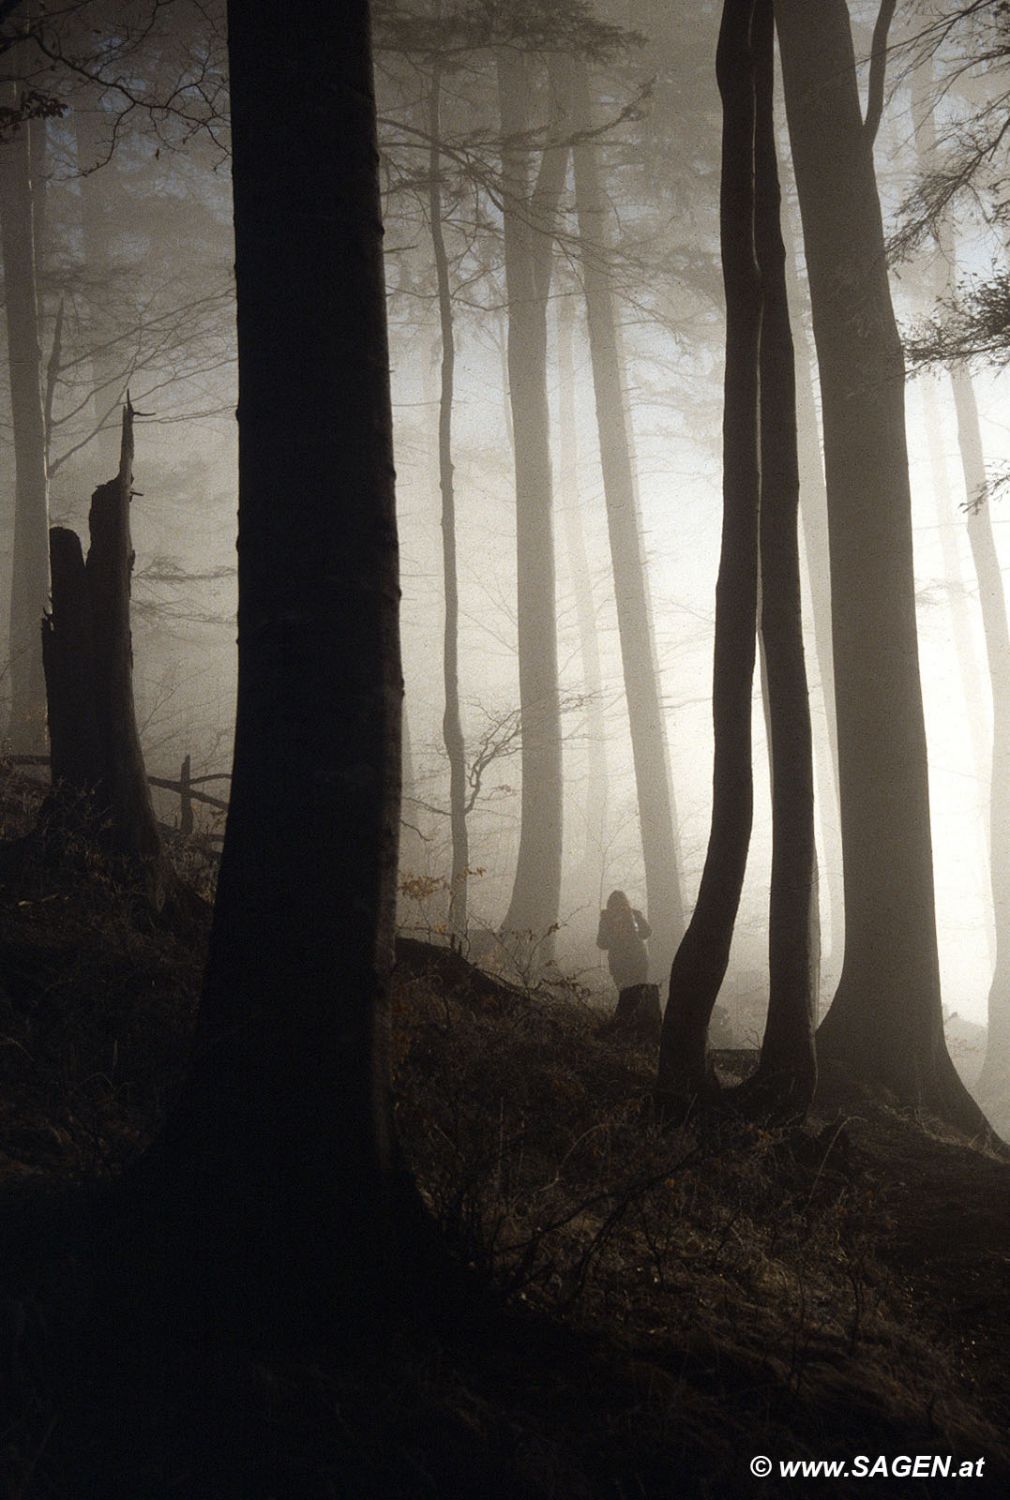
[0,778,1006,1496]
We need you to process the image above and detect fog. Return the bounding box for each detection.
[2,0,1009,1073]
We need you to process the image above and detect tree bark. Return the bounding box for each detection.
[746,0,816,1114]
[657,0,762,1111]
[0,81,50,754]
[783,209,844,983]
[496,52,570,962]
[775,0,986,1131]
[428,57,469,940]
[159,0,422,1328]
[571,59,686,980]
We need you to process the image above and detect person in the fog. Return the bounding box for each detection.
[596,889,651,992]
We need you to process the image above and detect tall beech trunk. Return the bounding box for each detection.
[783,213,844,979]
[496,53,570,959]
[428,58,468,939]
[42,404,170,907]
[775,0,986,1130]
[657,0,762,1109]
[158,0,423,1327]
[914,79,1010,1101]
[920,378,991,825]
[557,291,608,881]
[571,60,686,979]
[747,0,816,1112]
[949,368,1010,1106]
[0,84,50,754]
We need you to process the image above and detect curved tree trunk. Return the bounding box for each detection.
[746,0,816,1114]
[657,0,762,1112]
[775,0,987,1132]
[496,52,570,962]
[428,57,469,940]
[0,80,50,754]
[571,60,686,982]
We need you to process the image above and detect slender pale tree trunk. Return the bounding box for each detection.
[0,82,50,753]
[919,377,991,817]
[948,368,1010,1107]
[658,0,762,1110]
[775,0,986,1130]
[428,58,468,940]
[556,290,608,881]
[913,76,1009,1094]
[496,52,570,960]
[571,60,686,980]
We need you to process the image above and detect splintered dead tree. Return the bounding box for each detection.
[656,0,816,1120]
[42,399,170,907]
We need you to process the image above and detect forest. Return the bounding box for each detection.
[1,0,1010,1494]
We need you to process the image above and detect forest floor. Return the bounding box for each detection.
[0,774,1008,1497]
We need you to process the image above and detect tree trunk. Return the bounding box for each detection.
[42,527,101,792]
[746,0,816,1114]
[428,58,469,940]
[496,52,570,962]
[949,370,1010,1109]
[783,210,844,985]
[775,0,986,1131]
[42,405,170,907]
[159,0,421,1328]
[556,290,609,884]
[571,60,686,981]
[0,81,50,754]
[657,0,761,1112]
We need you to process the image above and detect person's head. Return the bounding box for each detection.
[606,889,632,913]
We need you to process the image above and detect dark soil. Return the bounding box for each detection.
[0,771,1007,1498]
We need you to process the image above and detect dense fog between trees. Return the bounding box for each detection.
[3,0,1010,1117]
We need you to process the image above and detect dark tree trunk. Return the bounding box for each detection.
[783,212,843,985]
[571,59,686,980]
[496,51,569,961]
[43,527,101,792]
[657,0,761,1112]
[746,0,816,1114]
[0,82,50,754]
[42,405,170,906]
[428,56,469,940]
[159,0,422,1327]
[86,406,166,879]
[775,0,987,1131]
